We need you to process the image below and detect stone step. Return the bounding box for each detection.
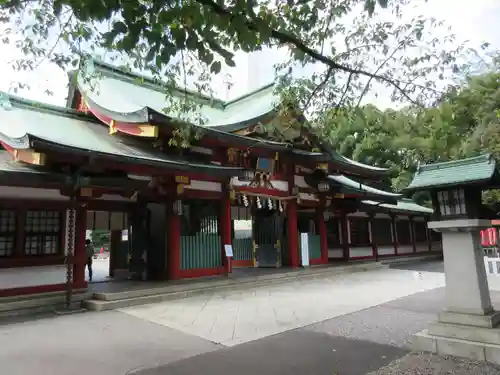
[85,263,386,311]
[412,329,500,365]
[0,290,89,312]
[383,253,442,266]
[428,321,500,346]
[0,291,90,320]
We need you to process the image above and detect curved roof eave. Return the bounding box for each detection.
[0,96,248,177]
[82,91,151,124]
[326,174,401,202]
[76,67,279,130]
[362,199,434,215]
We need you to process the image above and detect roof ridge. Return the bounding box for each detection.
[224,83,275,107]
[83,59,225,109]
[417,154,492,173]
[86,59,275,109]
[0,91,100,123]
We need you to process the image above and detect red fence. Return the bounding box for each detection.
[481,228,498,247]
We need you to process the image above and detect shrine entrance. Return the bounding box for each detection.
[253,208,285,268]
[86,209,130,282]
[230,195,287,268]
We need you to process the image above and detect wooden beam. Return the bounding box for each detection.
[11,148,46,166]
[85,100,159,138]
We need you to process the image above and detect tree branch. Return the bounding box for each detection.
[336,72,353,112]
[356,34,413,107]
[304,66,334,110]
[195,0,422,106]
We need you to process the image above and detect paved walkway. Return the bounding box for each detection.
[119,266,446,346]
[0,259,110,289]
[2,261,500,375]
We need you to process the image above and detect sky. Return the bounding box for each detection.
[0,0,498,109]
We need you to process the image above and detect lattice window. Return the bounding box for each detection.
[24,210,62,255]
[414,221,428,243]
[396,219,412,244]
[371,219,393,245]
[326,218,341,247]
[181,200,219,235]
[0,210,16,257]
[349,218,370,246]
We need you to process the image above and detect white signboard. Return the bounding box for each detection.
[300,233,310,267]
[224,244,234,258]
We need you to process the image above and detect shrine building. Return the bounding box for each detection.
[0,60,441,297]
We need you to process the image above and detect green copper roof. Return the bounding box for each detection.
[73,60,388,177]
[0,93,247,176]
[327,174,401,201]
[76,60,278,128]
[362,198,433,214]
[405,154,498,192]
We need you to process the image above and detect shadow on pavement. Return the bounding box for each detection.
[132,330,408,375]
[389,260,444,273]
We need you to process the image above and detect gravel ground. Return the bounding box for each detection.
[366,352,500,375]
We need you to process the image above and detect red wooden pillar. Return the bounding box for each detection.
[286,160,299,268]
[369,215,378,260]
[220,193,232,274]
[73,206,87,287]
[108,230,121,278]
[410,217,417,253]
[287,200,299,267]
[391,215,399,256]
[427,219,432,252]
[317,208,328,264]
[167,201,181,280]
[342,214,350,260]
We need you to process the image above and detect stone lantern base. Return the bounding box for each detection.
[411,219,500,364]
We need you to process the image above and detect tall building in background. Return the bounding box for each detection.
[245,48,275,91]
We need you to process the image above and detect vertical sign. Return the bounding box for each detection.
[300,232,310,267]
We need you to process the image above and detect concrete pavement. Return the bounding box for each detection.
[119,266,446,346]
[2,261,500,375]
[131,286,500,375]
[0,310,219,375]
[0,258,111,289]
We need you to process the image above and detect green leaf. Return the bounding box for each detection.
[210,61,221,74]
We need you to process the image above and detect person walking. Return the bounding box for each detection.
[85,239,94,282]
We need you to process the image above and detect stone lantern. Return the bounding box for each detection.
[405,154,500,363]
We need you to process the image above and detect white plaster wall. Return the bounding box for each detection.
[0,186,136,202]
[328,248,343,258]
[270,180,288,191]
[350,247,373,258]
[347,211,369,218]
[0,186,67,200]
[377,246,395,255]
[87,211,128,230]
[186,180,221,192]
[299,192,318,201]
[398,245,414,254]
[230,177,288,192]
[294,175,309,188]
